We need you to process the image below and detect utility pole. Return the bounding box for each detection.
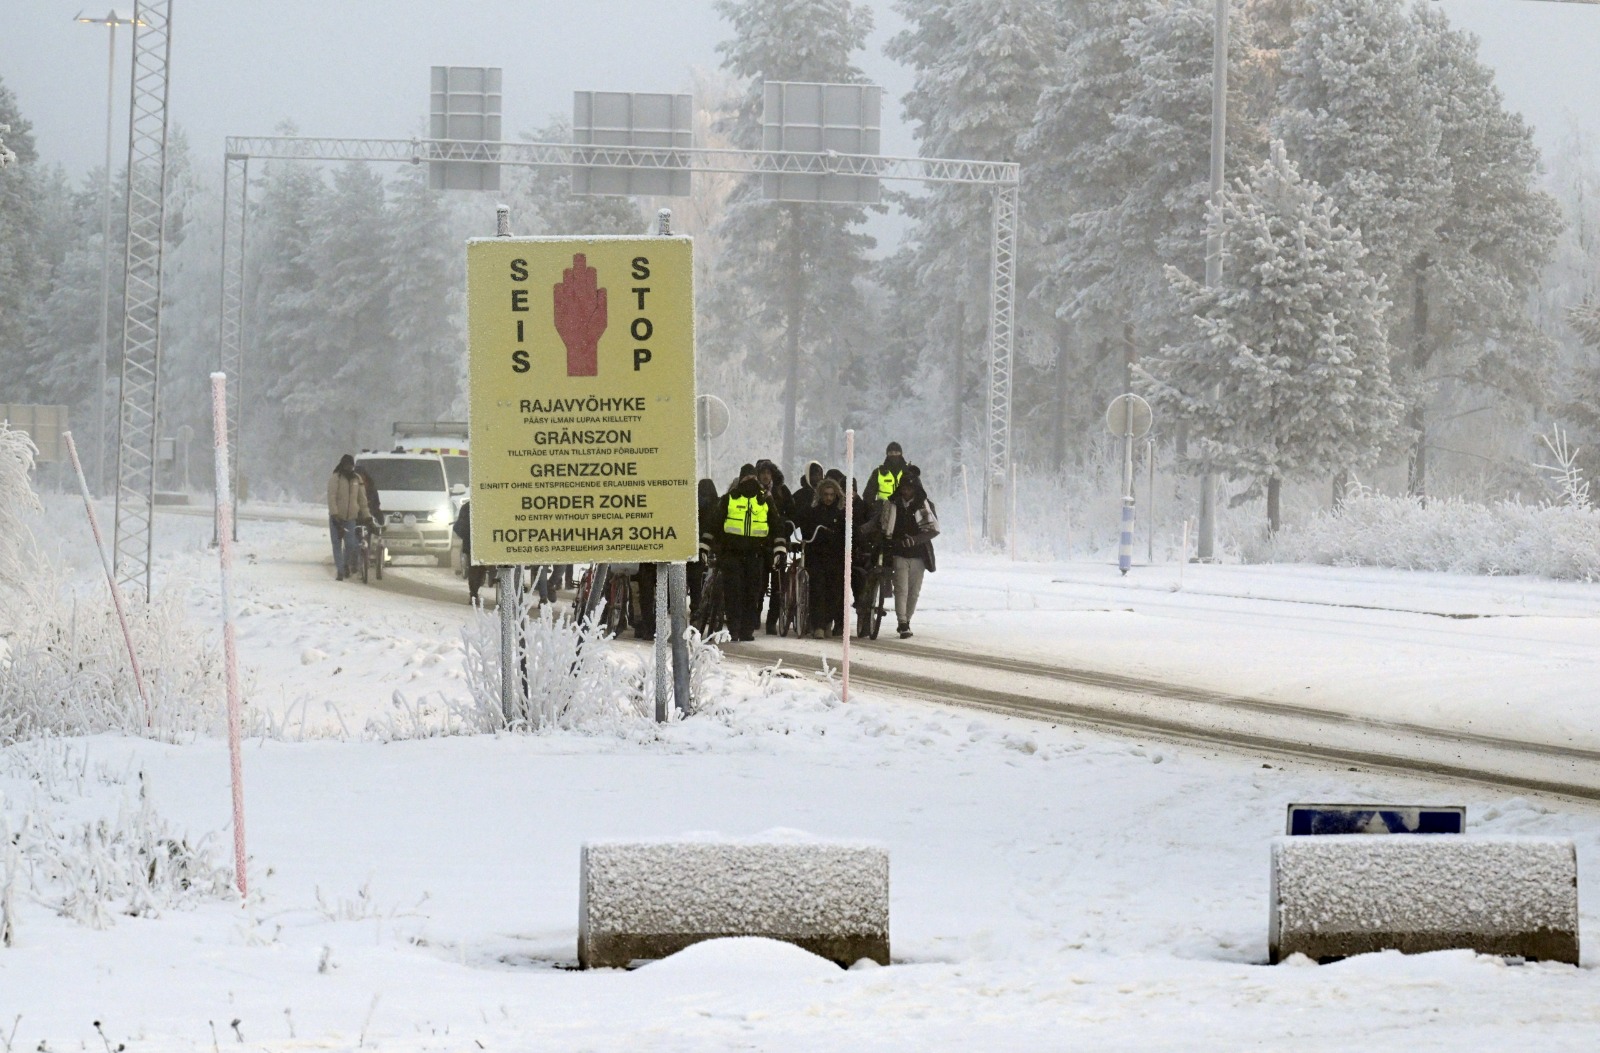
[1196,0,1228,561]
[75,9,139,495]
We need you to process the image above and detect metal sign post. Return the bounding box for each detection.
[491,205,522,727]
[1105,394,1152,577]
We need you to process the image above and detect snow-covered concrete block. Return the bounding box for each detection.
[1270,835,1578,964]
[579,833,890,968]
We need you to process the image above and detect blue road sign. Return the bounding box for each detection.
[1286,804,1465,836]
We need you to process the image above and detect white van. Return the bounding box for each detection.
[356,451,457,566]
[391,422,469,572]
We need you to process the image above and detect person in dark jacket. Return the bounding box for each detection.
[870,442,908,504]
[714,468,776,642]
[885,466,938,638]
[792,459,824,514]
[755,459,794,634]
[796,476,848,636]
[690,477,719,617]
[452,500,487,604]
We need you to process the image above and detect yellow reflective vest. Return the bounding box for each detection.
[723,494,770,537]
[875,467,903,501]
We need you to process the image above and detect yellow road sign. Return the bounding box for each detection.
[467,236,696,564]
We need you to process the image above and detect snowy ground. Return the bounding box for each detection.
[4,500,1600,1050]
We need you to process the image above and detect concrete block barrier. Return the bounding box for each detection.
[579,835,890,969]
[1270,835,1578,964]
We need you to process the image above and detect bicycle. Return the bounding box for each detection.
[356,518,384,584]
[692,554,728,638]
[855,537,891,640]
[571,563,637,637]
[779,524,830,638]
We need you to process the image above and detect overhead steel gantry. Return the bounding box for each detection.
[218,136,1020,541]
[113,0,174,600]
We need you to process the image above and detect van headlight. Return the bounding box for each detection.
[438,504,454,524]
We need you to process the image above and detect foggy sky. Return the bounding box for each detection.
[2,1,1598,188]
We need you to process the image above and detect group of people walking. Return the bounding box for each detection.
[701,441,939,642]
[327,441,940,645]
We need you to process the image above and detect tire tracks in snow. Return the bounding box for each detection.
[723,636,1600,802]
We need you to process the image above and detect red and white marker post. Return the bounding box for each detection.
[62,430,151,727]
[209,373,249,899]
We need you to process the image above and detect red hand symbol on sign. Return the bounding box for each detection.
[553,254,607,377]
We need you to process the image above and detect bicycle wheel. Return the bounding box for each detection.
[696,569,726,637]
[866,567,886,640]
[604,576,630,637]
[777,568,794,637]
[373,536,384,581]
[359,537,370,583]
[573,567,595,622]
[707,579,727,636]
[795,567,810,637]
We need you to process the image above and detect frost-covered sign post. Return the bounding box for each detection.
[467,232,697,720]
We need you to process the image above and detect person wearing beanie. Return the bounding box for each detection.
[714,466,776,642]
[871,442,907,503]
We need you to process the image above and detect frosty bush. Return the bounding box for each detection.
[0,424,42,598]
[0,442,226,745]
[1265,486,1600,580]
[455,586,725,732]
[1,751,236,945]
[0,576,227,745]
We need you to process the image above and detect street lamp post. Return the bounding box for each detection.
[74,8,138,496]
[1196,0,1228,561]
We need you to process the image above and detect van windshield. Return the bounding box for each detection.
[442,456,469,488]
[358,458,445,492]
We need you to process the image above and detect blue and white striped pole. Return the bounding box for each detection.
[1119,413,1135,575]
[1118,497,1134,576]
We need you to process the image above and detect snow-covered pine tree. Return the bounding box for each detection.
[0,78,64,407]
[707,0,877,472]
[884,0,1067,480]
[384,165,469,421]
[1403,3,1560,492]
[292,161,392,456]
[1025,1,1254,449]
[1274,0,1444,287]
[1139,141,1399,533]
[1275,0,1558,497]
[14,165,99,411]
[246,132,328,493]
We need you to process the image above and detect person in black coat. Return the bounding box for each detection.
[755,459,794,635]
[689,477,719,618]
[796,475,848,636]
[452,501,488,604]
[885,466,939,638]
[792,459,824,514]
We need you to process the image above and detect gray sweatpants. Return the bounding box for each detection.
[893,555,926,626]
